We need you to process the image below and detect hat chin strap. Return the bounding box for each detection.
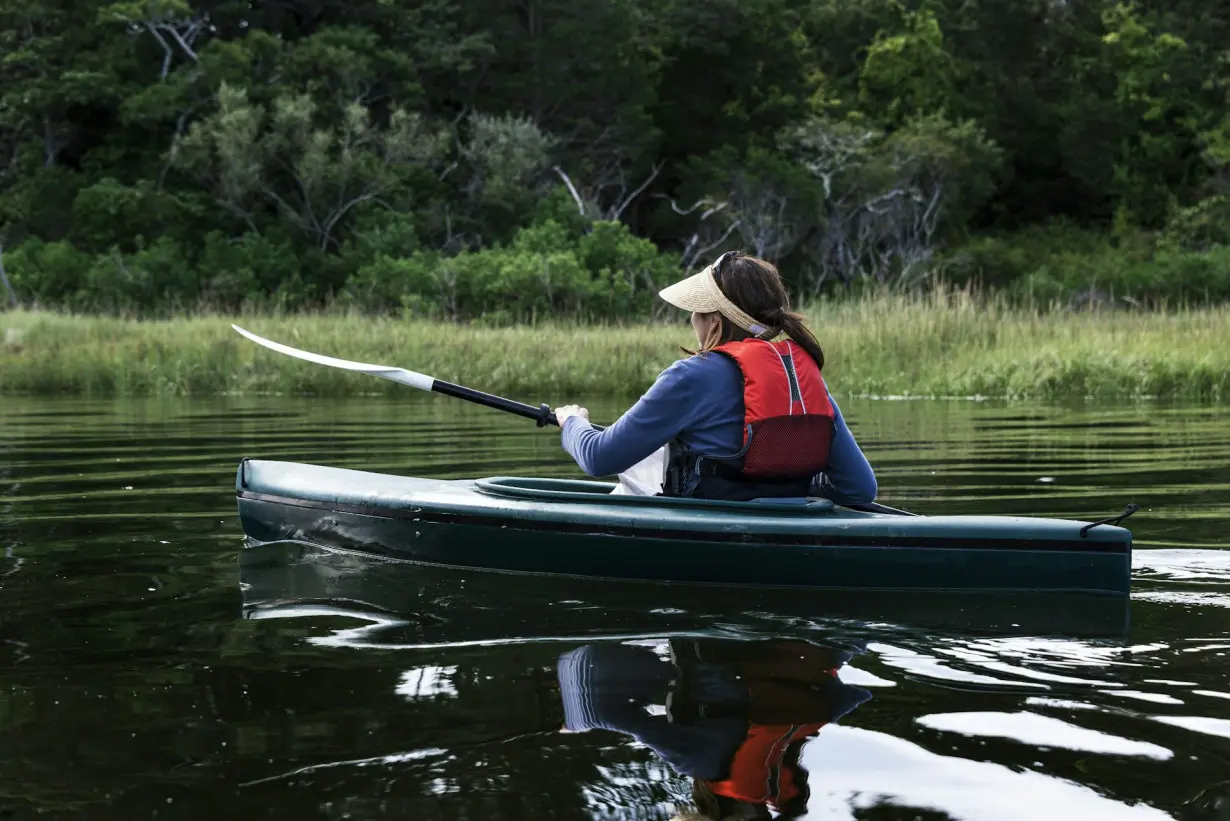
[701,264,780,339]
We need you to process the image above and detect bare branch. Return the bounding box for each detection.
[160,15,204,62]
[0,245,18,309]
[216,199,259,234]
[117,5,208,76]
[321,192,377,250]
[144,21,174,79]
[552,165,586,216]
[728,174,802,266]
[660,195,721,217]
[610,161,662,221]
[42,116,70,167]
[260,185,313,235]
[157,109,193,188]
[682,218,742,272]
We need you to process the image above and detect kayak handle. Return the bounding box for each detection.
[1080,503,1140,537]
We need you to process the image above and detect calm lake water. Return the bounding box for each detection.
[2,395,1230,820]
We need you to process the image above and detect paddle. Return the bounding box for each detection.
[231,324,559,427]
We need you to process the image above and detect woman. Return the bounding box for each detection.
[554,251,877,503]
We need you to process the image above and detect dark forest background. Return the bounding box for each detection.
[4,0,1230,317]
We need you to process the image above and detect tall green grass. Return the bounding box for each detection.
[3,292,1228,401]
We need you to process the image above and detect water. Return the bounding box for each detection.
[2,395,1230,820]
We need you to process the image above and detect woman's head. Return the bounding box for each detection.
[659,251,824,370]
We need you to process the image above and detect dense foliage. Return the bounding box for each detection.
[3,0,1230,316]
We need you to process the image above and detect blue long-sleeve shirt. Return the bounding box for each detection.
[560,352,878,504]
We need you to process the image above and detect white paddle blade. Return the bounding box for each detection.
[231,324,435,392]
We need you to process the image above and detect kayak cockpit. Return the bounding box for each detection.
[474,476,838,514]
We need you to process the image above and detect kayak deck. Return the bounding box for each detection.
[235,459,1133,596]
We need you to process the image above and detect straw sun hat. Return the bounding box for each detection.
[658,251,779,339]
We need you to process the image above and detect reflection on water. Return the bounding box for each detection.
[234,543,1230,821]
[554,637,870,820]
[2,396,1230,819]
[237,541,1136,645]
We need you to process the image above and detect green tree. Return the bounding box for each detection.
[1092,2,1205,225]
[168,83,450,250]
[857,4,966,125]
[455,0,661,200]
[0,0,127,240]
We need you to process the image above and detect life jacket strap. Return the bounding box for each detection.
[662,439,814,501]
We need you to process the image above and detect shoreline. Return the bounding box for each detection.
[3,296,1229,402]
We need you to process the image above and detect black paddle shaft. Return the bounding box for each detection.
[431,379,558,426]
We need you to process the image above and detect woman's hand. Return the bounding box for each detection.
[554,404,589,427]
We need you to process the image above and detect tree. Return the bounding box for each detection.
[0,0,129,241]
[438,112,557,248]
[857,4,966,125]
[1091,2,1206,225]
[455,0,660,180]
[782,112,1002,288]
[99,0,208,80]
[169,83,450,250]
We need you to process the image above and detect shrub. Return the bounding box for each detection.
[1159,195,1230,252]
[940,221,1116,290]
[340,217,683,320]
[4,240,95,305]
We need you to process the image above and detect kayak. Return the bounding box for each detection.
[235,458,1135,596]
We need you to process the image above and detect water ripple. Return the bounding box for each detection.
[3,396,1230,820]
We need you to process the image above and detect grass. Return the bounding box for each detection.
[3,291,1229,401]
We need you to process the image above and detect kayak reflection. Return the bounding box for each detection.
[238,541,1131,643]
[554,637,872,820]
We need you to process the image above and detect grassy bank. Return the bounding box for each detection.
[3,293,1229,401]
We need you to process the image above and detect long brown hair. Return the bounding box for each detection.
[687,252,825,370]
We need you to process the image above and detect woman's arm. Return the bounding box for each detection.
[560,359,702,477]
[812,392,878,504]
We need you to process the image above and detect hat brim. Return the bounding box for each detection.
[658,267,719,313]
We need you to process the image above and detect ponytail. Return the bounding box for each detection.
[770,306,825,371]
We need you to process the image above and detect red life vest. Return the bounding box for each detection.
[714,339,836,480]
[705,722,829,810]
[664,339,836,500]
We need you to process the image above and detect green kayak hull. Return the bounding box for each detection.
[234,458,1133,596]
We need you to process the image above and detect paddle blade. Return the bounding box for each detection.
[231,324,435,392]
